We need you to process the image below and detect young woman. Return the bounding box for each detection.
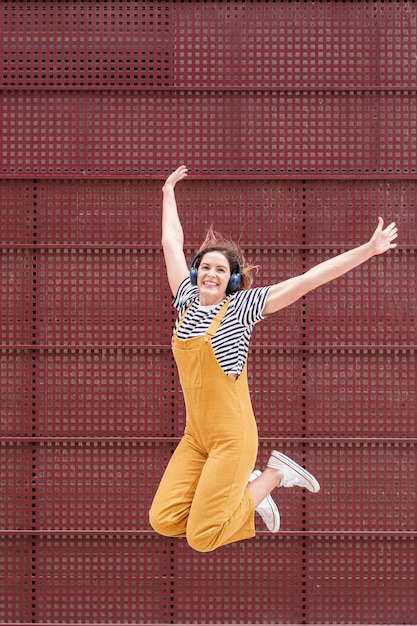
[149,165,398,553]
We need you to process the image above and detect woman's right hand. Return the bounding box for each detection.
[163,165,188,191]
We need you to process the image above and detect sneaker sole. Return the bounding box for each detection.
[259,494,280,532]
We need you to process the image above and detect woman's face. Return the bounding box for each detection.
[197,251,231,305]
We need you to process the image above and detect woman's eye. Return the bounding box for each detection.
[200,265,226,273]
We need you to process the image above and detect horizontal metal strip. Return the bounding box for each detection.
[1,529,415,537]
[1,244,416,251]
[0,621,408,626]
[1,436,416,444]
[2,173,417,181]
[0,623,405,626]
[1,344,415,352]
[0,622,399,626]
[0,344,170,351]
[1,85,416,92]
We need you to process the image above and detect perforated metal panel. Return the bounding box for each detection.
[1,1,416,89]
[1,90,417,177]
[1,1,416,625]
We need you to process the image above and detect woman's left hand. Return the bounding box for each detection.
[369,217,398,255]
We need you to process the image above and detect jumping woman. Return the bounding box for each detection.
[149,165,398,553]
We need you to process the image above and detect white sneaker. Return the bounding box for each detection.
[248,469,280,532]
[267,451,320,493]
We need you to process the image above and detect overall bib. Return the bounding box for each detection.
[149,300,259,552]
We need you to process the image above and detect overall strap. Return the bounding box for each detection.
[205,299,231,338]
[175,305,191,334]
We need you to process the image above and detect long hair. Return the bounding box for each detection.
[195,227,258,292]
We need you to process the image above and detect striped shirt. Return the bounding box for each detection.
[172,277,271,376]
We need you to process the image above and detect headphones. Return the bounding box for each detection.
[190,253,242,293]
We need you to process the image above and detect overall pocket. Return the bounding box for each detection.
[173,347,202,389]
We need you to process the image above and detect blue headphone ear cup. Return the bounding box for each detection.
[228,272,241,292]
[189,254,200,286]
[228,260,242,292]
[190,266,198,286]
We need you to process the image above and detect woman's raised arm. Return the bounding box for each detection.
[161,165,190,296]
[263,217,398,316]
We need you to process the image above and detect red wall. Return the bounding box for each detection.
[1,1,415,623]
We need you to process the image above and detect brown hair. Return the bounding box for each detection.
[195,227,258,292]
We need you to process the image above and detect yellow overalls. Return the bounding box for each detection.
[149,300,258,552]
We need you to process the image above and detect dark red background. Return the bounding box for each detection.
[1,1,415,623]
